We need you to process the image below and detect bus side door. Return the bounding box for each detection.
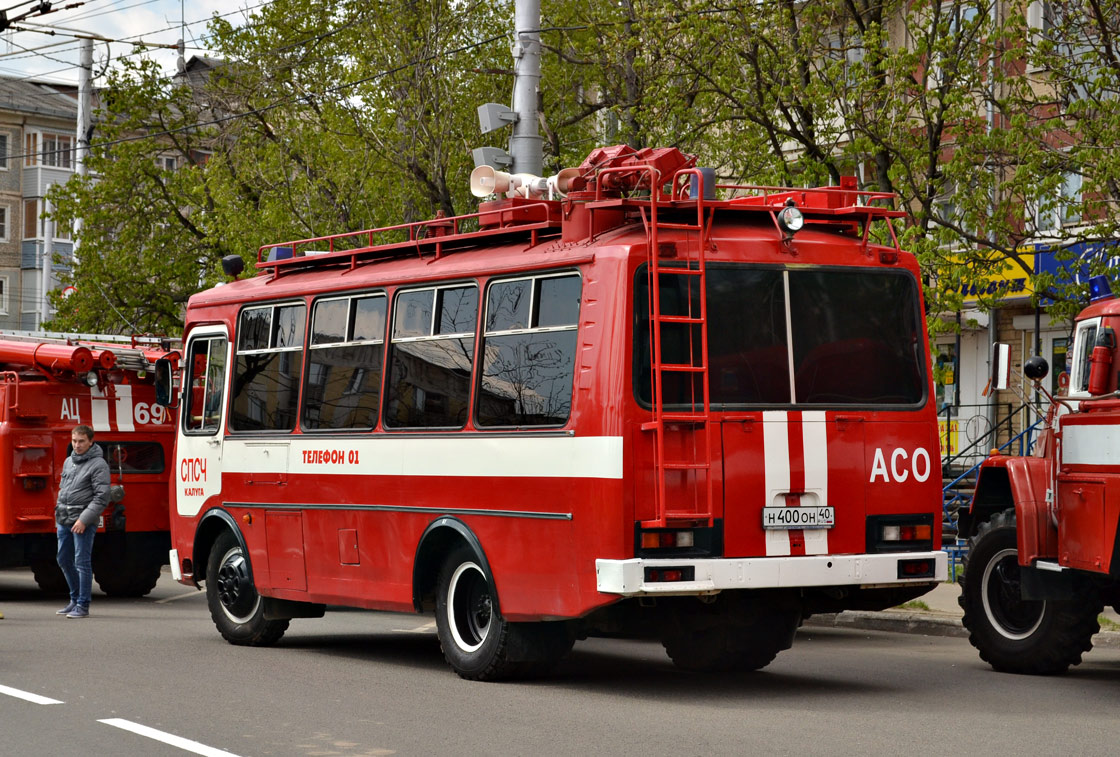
[175,329,229,519]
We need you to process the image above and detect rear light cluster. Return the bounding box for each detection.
[640,530,694,549]
[634,521,722,558]
[881,524,932,543]
[866,514,935,553]
[644,566,696,583]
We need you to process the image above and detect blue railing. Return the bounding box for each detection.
[940,411,1045,581]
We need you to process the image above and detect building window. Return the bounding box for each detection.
[22,199,70,241]
[25,132,73,169]
[1034,171,1082,233]
[0,276,8,315]
[156,154,177,172]
[0,205,8,242]
[0,133,9,171]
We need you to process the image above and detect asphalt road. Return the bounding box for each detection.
[3,567,1120,757]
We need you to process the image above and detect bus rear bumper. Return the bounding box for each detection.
[596,551,948,596]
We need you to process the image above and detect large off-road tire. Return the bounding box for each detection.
[30,560,69,595]
[93,553,163,597]
[662,608,800,672]
[206,531,288,646]
[959,508,1100,675]
[434,545,572,680]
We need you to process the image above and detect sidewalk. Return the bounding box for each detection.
[804,581,1120,648]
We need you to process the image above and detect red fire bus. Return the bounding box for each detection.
[0,332,174,597]
[156,145,946,679]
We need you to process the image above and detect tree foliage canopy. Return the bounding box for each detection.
[46,0,1120,335]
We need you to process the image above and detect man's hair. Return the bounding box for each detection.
[72,424,95,441]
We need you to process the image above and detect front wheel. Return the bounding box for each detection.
[434,545,571,680]
[959,508,1100,674]
[206,531,288,646]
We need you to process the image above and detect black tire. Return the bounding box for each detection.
[434,545,571,680]
[663,610,799,672]
[959,508,1100,675]
[30,560,69,596]
[206,531,288,646]
[94,556,162,597]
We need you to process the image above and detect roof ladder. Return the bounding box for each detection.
[639,188,714,528]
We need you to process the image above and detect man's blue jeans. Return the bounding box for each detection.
[56,524,96,607]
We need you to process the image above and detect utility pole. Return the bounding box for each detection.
[509,0,542,177]
[73,35,91,263]
[39,197,53,329]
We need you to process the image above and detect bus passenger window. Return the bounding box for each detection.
[230,302,306,432]
[303,293,386,431]
[385,284,478,428]
[477,273,580,427]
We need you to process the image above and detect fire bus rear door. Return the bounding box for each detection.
[721,411,867,558]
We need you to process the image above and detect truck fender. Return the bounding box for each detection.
[194,508,250,585]
[412,516,496,615]
[962,456,1056,564]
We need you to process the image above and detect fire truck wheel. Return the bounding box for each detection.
[30,560,68,596]
[960,508,1100,675]
[94,556,162,597]
[663,611,799,672]
[206,531,289,646]
[434,546,568,680]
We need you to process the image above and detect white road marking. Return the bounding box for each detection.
[99,719,243,757]
[0,684,63,705]
[155,589,206,604]
[393,620,436,634]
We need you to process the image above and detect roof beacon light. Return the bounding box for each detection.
[1089,274,1115,302]
[777,200,804,236]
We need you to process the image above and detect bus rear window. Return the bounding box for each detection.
[636,265,925,407]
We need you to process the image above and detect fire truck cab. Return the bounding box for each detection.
[959,274,1120,674]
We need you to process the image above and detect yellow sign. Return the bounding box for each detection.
[957,251,1035,305]
[939,420,959,456]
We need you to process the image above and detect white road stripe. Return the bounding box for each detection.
[99,719,243,757]
[155,590,206,604]
[0,684,63,705]
[393,620,436,633]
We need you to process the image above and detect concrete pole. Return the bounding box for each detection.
[510,0,542,176]
[39,198,53,329]
[73,36,92,264]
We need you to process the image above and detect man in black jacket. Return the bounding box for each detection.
[54,424,110,619]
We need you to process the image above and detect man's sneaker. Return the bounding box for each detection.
[56,601,77,615]
[65,605,89,619]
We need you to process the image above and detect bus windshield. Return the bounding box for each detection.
[636,264,926,407]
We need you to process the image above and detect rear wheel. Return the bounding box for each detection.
[663,609,800,672]
[959,508,1100,674]
[30,559,68,595]
[434,545,571,680]
[93,551,163,597]
[206,531,288,646]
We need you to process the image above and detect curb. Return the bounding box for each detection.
[804,611,967,638]
[803,610,1120,648]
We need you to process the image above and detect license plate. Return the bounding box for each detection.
[761,506,835,530]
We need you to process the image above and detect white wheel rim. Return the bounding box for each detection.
[447,561,489,653]
[981,546,1044,641]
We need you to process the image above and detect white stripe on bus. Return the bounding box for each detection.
[763,411,792,557]
[221,435,625,480]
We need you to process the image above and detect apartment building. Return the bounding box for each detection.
[0,75,78,330]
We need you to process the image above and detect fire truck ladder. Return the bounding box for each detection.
[638,168,715,528]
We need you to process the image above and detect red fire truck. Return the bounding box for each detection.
[959,274,1120,674]
[155,145,946,680]
[0,332,174,597]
